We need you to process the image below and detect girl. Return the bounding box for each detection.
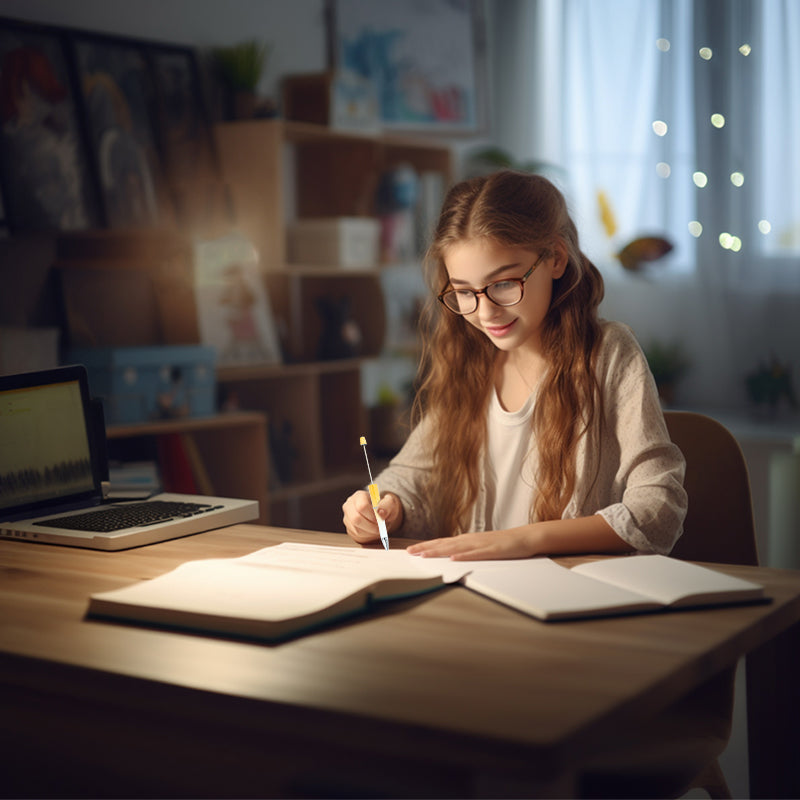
[343,171,687,560]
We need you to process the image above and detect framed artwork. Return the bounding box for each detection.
[328,0,486,133]
[0,18,100,232]
[70,32,170,228]
[149,46,217,186]
[193,233,282,367]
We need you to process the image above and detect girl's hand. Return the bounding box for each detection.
[343,490,403,544]
[407,529,538,561]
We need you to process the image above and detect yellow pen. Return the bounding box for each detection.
[360,436,389,550]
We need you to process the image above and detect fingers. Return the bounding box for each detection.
[342,490,380,544]
[407,531,532,561]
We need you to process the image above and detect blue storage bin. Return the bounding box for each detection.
[69,346,217,424]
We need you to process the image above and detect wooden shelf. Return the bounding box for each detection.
[107,412,270,525]
[213,118,452,531]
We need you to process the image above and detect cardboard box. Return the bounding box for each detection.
[287,217,380,269]
[283,70,380,132]
[69,345,216,425]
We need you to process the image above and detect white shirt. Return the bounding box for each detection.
[486,388,537,530]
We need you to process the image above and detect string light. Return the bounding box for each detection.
[719,233,743,252]
[652,120,668,136]
[711,113,726,128]
[699,47,713,60]
[693,171,708,188]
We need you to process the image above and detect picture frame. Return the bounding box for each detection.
[149,45,217,183]
[69,31,171,229]
[193,232,283,367]
[148,44,224,228]
[327,0,487,133]
[0,18,101,232]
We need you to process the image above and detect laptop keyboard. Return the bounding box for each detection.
[35,501,224,532]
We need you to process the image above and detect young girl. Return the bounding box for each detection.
[343,170,687,560]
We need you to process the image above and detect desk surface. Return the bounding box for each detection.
[2,525,800,797]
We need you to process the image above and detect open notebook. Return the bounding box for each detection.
[0,365,258,550]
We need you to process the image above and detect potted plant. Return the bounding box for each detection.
[644,340,690,407]
[213,39,271,120]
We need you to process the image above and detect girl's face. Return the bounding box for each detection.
[443,238,566,355]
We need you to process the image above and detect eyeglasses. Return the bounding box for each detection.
[437,252,547,316]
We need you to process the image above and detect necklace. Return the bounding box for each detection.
[510,354,535,394]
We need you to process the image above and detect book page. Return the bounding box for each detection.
[464,558,660,620]
[572,555,764,607]
[90,544,472,629]
[90,558,368,622]
[241,542,471,584]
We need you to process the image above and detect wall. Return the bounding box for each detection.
[0,0,328,101]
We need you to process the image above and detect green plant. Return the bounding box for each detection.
[213,40,270,91]
[745,357,797,410]
[644,340,690,385]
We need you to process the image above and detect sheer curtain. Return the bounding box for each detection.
[559,0,695,276]
[488,0,800,407]
[498,0,800,289]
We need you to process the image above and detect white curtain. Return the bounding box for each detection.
[488,0,800,407]
[506,0,800,290]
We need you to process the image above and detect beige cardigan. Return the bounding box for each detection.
[375,321,687,554]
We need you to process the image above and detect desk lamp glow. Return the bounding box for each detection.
[360,436,389,550]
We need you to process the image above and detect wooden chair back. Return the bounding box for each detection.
[664,411,759,566]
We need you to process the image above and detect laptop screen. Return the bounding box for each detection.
[0,366,101,517]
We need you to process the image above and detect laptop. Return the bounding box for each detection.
[0,365,259,550]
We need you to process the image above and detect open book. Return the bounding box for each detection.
[463,555,765,621]
[87,545,765,641]
[87,542,472,641]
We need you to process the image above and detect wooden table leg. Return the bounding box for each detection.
[746,618,800,798]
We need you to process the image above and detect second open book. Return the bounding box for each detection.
[88,542,765,641]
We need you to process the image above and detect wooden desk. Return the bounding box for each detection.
[1,525,798,798]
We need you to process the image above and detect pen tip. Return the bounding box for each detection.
[359,436,367,446]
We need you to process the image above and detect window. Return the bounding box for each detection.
[551,0,799,290]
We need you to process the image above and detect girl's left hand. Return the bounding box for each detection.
[406,530,537,561]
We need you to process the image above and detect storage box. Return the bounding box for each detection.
[287,217,380,269]
[69,346,216,424]
[0,327,59,376]
[283,70,380,132]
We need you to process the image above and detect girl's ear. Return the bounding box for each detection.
[550,242,569,279]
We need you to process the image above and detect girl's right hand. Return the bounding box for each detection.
[342,490,403,544]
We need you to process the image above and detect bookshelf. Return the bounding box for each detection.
[213,119,452,530]
[106,412,269,525]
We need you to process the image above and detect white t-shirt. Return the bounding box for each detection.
[486,388,537,530]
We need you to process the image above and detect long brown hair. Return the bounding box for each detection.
[414,170,605,535]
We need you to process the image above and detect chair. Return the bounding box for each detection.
[579,411,758,799]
